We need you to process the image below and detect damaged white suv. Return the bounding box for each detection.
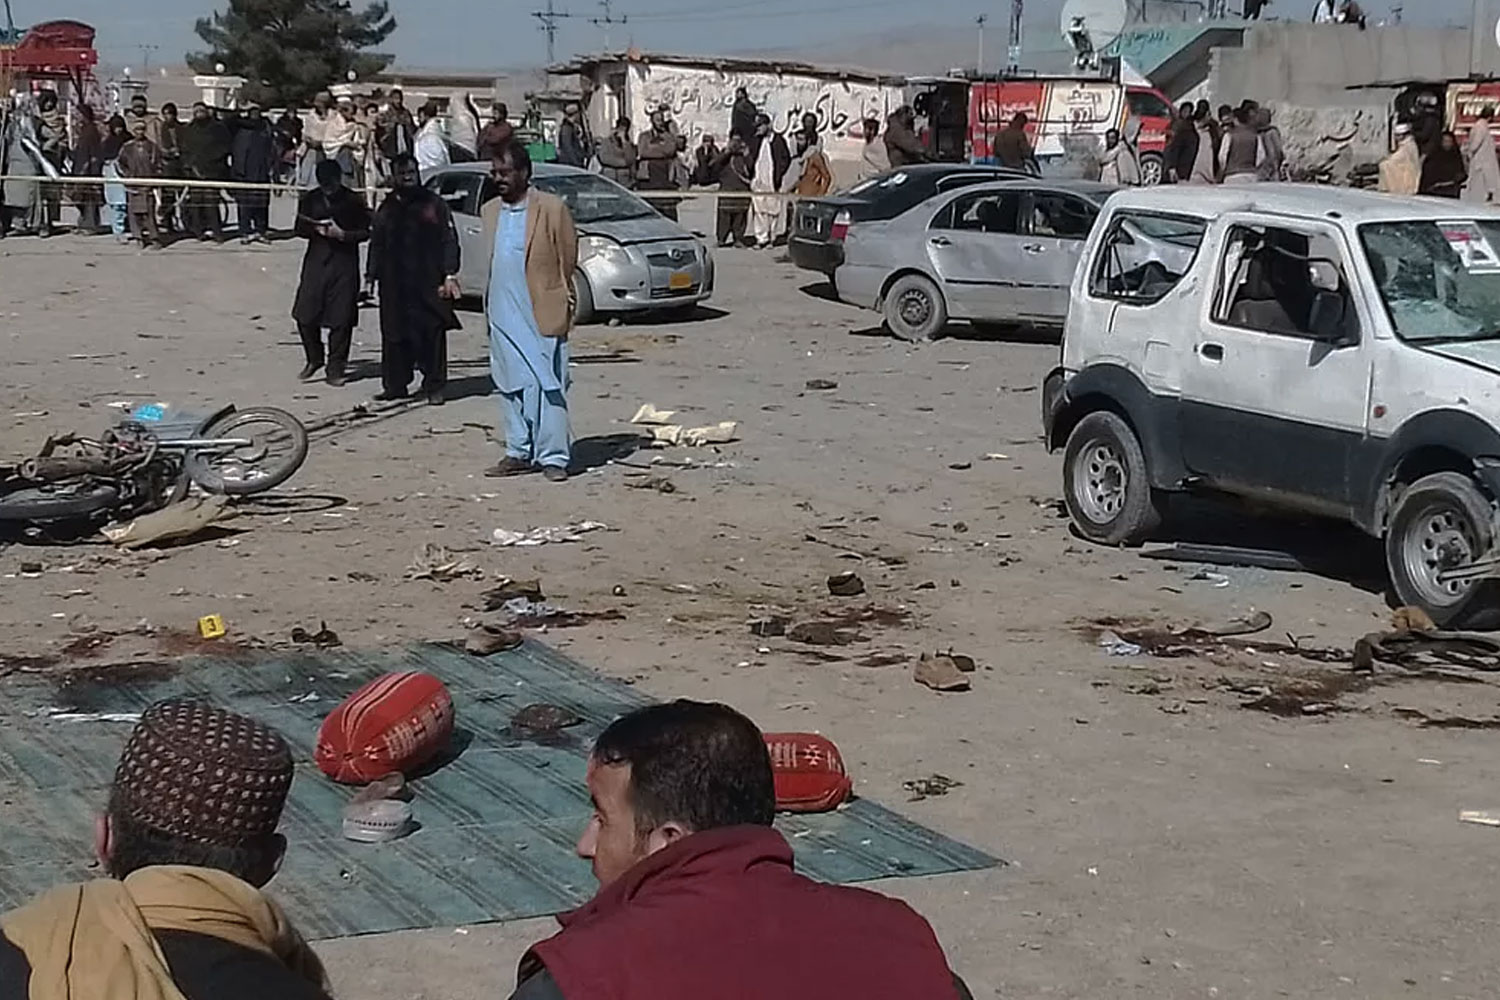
[1044,185,1500,627]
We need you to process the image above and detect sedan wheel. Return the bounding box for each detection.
[882,273,948,342]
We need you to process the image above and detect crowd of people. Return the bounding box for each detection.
[1378,104,1500,203]
[0,697,973,1000]
[0,87,456,248]
[579,89,835,247]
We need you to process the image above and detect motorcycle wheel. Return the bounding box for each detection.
[0,482,120,522]
[186,407,309,496]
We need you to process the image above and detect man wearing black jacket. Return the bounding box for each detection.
[293,158,371,385]
[180,102,230,240]
[366,153,461,405]
[1162,102,1200,183]
[230,104,275,242]
[0,700,330,1000]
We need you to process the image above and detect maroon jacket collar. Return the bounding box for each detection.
[558,825,791,930]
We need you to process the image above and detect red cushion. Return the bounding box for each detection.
[763,732,853,813]
[315,672,455,784]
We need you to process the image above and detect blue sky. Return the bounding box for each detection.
[34,0,1442,72]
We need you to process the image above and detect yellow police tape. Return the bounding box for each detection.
[0,174,809,201]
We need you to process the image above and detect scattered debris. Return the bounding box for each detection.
[914,652,970,692]
[612,584,627,597]
[903,774,962,800]
[465,625,523,655]
[45,710,142,724]
[948,461,972,471]
[1159,701,1188,715]
[1139,542,1311,573]
[1393,707,1500,729]
[1192,611,1274,638]
[749,616,790,638]
[19,561,43,577]
[625,475,677,494]
[647,422,740,447]
[480,578,545,609]
[804,379,838,391]
[788,621,864,646]
[346,571,379,583]
[826,571,866,597]
[290,621,342,648]
[1391,605,1437,633]
[983,453,1010,461]
[406,543,482,582]
[1098,630,1144,657]
[102,496,235,550]
[857,652,909,668]
[630,403,677,425]
[492,521,608,547]
[1460,810,1500,828]
[510,703,583,737]
[499,597,626,629]
[1356,629,1500,673]
[349,773,408,806]
[1189,569,1231,588]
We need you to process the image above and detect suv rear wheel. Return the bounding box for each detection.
[1386,472,1500,629]
[1062,411,1164,546]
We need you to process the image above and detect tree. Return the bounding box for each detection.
[188,0,397,108]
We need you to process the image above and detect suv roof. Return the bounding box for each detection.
[1106,183,1500,225]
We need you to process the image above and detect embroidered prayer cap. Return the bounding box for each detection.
[111,699,294,846]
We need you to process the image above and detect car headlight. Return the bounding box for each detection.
[579,235,632,268]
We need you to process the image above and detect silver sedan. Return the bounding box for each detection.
[424,162,715,322]
[836,179,1115,341]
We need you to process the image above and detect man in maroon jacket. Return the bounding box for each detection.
[509,700,972,1000]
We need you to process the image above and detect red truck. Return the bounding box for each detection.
[909,73,1177,184]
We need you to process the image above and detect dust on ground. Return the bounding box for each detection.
[4,215,1500,999]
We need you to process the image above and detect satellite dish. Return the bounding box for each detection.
[1060,0,1129,68]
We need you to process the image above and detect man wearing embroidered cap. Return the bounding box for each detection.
[0,699,329,1000]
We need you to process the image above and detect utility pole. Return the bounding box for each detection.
[1007,0,1023,69]
[533,0,561,65]
[138,43,160,77]
[976,14,988,74]
[593,0,628,50]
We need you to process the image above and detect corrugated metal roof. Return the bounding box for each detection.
[548,50,905,85]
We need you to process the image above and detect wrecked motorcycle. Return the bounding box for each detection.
[0,405,308,529]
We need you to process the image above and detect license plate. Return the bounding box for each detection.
[668,271,692,290]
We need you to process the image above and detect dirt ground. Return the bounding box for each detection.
[5,205,1500,1000]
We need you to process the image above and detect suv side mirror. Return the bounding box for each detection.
[1309,289,1351,344]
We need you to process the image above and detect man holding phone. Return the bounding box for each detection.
[292,158,371,386]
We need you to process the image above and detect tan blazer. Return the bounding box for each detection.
[480,189,579,338]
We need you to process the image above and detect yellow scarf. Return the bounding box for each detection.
[0,866,328,1000]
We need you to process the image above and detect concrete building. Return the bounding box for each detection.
[548,51,905,186]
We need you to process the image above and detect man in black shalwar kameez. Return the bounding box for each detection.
[292,158,371,385]
[365,154,461,405]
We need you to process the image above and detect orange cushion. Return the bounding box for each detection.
[315,672,455,784]
[763,732,853,813]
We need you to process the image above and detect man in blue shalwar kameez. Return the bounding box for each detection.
[480,140,580,482]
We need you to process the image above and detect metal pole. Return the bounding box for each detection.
[977,14,987,74]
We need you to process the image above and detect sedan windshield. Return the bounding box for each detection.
[531,173,659,223]
[1360,219,1500,342]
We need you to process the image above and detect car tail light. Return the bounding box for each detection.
[830,210,851,242]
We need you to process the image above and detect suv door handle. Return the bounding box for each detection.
[930,235,952,247]
[1199,342,1224,362]
[463,226,482,235]
[1022,243,1045,254]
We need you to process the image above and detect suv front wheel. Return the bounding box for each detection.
[1062,411,1164,546]
[1386,471,1500,629]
